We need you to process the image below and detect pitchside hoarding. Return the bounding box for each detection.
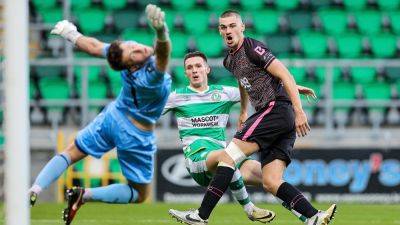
[156,149,400,203]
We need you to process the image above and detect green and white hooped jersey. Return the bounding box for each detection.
[163,85,240,157]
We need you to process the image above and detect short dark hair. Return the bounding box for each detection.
[107,41,126,71]
[183,51,208,66]
[220,10,241,19]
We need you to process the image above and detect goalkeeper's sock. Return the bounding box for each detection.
[31,153,71,193]
[198,163,235,220]
[229,169,254,214]
[276,182,318,218]
[84,184,138,204]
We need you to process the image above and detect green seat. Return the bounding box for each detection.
[343,0,368,10]
[350,67,376,84]
[39,77,70,111]
[288,67,307,83]
[183,10,210,34]
[205,0,230,10]
[39,7,62,25]
[0,131,4,148]
[94,33,119,43]
[253,10,280,34]
[386,67,400,81]
[314,67,342,84]
[369,34,397,58]
[35,65,63,77]
[298,32,328,58]
[113,10,141,31]
[107,67,122,97]
[103,0,127,10]
[354,11,382,35]
[309,0,331,9]
[389,11,400,34]
[74,66,102,83]
[196,33,223,57]
[333,82,356,112]
[265,35,292,56]
[171,0,196,10]
[73,160,84,172]
[318,9,348,35]
[170,32,189,58]
[75,8,106,34]
[240,0,265,10]
[121,29,153,46]
[71,0,91,10]
[209,66,232,83]
[32,0,57,10]
[275,0,300,10]
[377,0,400,10]
[363,83,392,111]
[335,33,363,58]
[218,77,238,87]
[172,67,187,89]
[109,158,121,173]
[287,11,313,32]
[77,81,108,99]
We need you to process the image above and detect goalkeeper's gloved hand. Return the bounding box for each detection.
[50,20,82,44]
[145,4,169,41]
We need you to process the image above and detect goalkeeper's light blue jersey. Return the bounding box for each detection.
[114,56,171,125]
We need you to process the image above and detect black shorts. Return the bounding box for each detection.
[234,101,296,167]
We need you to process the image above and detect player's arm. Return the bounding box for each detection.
[146,4,171,73]
[238,82,249,129]
[297,85,317,99]
[162,91,176,115]
[267,60,310,137]
[50,20,107,58]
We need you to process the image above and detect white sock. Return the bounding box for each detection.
[244,202,255,215]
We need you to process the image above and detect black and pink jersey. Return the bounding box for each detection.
[223,37,290,111]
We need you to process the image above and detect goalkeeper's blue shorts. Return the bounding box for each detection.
[75,102,156,184]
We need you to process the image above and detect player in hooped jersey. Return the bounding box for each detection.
[29,4,171,225]
[167,52,319,224]
[170,10,337,225]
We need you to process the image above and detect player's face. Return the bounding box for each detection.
[120,42,154,69]
[184,56,210,88]
[218,15,245,50]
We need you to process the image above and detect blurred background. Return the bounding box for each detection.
[0,0,399,204]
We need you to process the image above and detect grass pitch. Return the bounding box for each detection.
[2,203,399,225]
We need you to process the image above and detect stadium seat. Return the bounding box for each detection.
[240,0,265,10]
[74,65,102,83]
[106,67,122,97]
[32,0,57,10]
[218,77,238,87]
[35,65,63,77]
[298,31,328,58]
[171,0,196,10]
[309,0,331,9]
[350,67,376,84]
[170,32,189,58]
[121,29,154,46]
[163,9,177,31]
[196,33,223,57]
[136,0,159,7]
[205,0,230,10]
[71,0,91,10]
[334,33,363,58]
[389,11,400,34]
[39,7,62,25]
[343,0,368,10]
[75,8,106,34]
[333,81,356,113]
[0,131,4,148]
[94,33,119,43]
[377,0,400,10]
[252,10,280,35]
[314,67,342,84]
[265,34,292,57]
[287,11,314,32]
[275,0,300,10]
[183,10,210,34]
[209,66,232,83]
[369,34,397,58]
[354,11,382,35]
[103,0,127,11]
[288,67,307,83]
[385,67,400,81]
[318,9,348,35]
[172,66,187,89]
[109,158,121,173]
[363,83,391,110]
[30,80,37,100]
[77,80,108,100]
[113,10,141,31]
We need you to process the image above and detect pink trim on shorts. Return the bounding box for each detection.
[242,101,275,141]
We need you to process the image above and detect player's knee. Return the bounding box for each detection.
[223,142,246,167]
[262,174,281,193]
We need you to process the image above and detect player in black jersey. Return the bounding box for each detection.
[169,10,336,225]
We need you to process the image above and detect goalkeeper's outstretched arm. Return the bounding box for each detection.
[146,4,171,73]
[51,20,107,58]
